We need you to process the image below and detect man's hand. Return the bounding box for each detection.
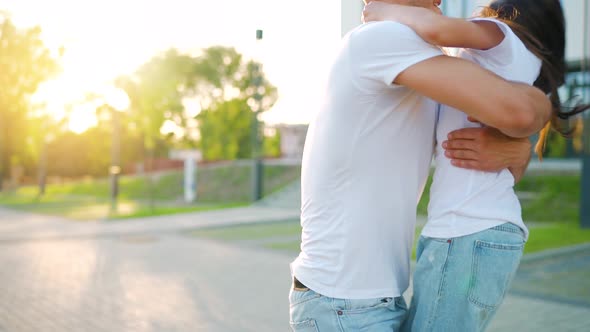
[442,127,532,182]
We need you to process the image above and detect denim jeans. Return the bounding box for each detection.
[403,223,525,332]
[289,284,408,331]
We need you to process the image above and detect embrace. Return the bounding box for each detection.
[289,0,589,331]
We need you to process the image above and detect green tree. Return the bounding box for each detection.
[115,49,194,208]
[116,49,194,164]
[26,110,67,195]
[197,98,253,160]
[0,15,58,190]
[193,47,278,161]
[544,132,567,158]
[264,129,281,158]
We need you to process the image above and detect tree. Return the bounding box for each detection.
[264,129,281,158]
[197,98,253,161]
[26,110,67,195]
[0,15,58,190]
[117,46,279,163]
[116,49,194,163]
[193,47,278,161]
[115,49,194,208]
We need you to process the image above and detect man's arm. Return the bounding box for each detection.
[395,55,551,138]
[442,127,532,182]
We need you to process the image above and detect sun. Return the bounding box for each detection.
[68,103,98,134]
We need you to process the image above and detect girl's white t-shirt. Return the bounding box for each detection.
[423,18,542,241]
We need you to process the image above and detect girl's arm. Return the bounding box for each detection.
[363,2,504,50]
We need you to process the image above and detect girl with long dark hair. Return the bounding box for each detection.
[364,0,590,330]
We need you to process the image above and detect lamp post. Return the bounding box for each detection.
[251,29,264,201]
[581,2,590,229]
[582,135,590,228]
[38,133,50,197]
[105,88,130,213]
[581,77,590,229]
[0,117,3,192]
[461,0,468,18]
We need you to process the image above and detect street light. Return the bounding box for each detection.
[104,87,130,213]
[0,118,4,191]
[580,2,590,228]
[251,29,264,202]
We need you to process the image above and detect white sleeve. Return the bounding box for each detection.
[464,18,514,66]
[350,22,443,88]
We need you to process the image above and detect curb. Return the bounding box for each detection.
[521,242,590,263]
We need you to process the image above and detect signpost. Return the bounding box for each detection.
[106,88,130,213]
[170,150,202,203]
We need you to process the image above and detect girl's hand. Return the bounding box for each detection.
[362,2,402,23]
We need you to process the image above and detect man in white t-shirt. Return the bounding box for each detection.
[288,1,551,331]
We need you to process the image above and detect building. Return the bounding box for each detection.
[275,124,308,160]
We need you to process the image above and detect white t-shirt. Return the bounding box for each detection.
[291,21,443,299]
[424,18,542,240]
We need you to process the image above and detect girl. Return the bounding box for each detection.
[364,0,590,331]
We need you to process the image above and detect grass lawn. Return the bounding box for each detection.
[0,163,300,220]
[525,223,590,254]
[515,175,581,223]
[418,174,581,224]
[190,219,590,257]
[191,221,302,241]
[191,220,424,258]
[0,192,245,221]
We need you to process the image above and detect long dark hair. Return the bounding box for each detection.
[480,0,590,159]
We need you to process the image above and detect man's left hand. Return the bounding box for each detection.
[442,127,531,172]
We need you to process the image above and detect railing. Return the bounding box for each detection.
[559,61,590,158]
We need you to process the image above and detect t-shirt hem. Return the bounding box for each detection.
[422,219,529,241]
[291,266,404,299]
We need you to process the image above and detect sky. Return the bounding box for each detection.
[0,0,343,132]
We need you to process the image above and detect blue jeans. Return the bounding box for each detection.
[289,284,408,331]
[403,223,525,332]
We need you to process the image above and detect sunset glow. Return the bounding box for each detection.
[2,0,342,133]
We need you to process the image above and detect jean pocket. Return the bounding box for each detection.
[289,288,321,307]
[468,240,524,309]
[290,319,319,332]
[340,297,397,314]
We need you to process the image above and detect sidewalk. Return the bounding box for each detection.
[0,206,589,331]
[0,205,300,242]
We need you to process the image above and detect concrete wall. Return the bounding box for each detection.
[562,0,590,62]
[276,124,308,160]
[341,0,364,36]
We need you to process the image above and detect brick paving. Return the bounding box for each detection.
[0,234,291,332]
[0,207,589,331]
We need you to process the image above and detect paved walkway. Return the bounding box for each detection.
[0,206,300,242]
[0,233,291,331]
[0,207,589,331]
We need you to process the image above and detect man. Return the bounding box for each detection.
[289,0,550,331]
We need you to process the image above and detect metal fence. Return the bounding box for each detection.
[562,61,590,158]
